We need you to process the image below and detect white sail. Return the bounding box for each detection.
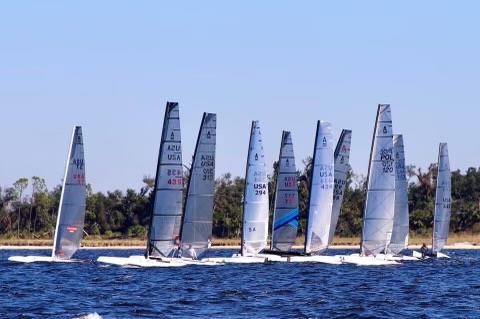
[52,126,86,260]
[271,131,299,252]
[361,105,396,256]
[305,121,335,255]
[432,143,451,254]
[147,102,183,258]
[328,129,352,245]
[241,121,269,256]
[389,134,410,255]
[180,113,217,259]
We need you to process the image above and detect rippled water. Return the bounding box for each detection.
[1,249,480,318]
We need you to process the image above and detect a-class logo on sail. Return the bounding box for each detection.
[207,131,211,139]
[322,137,327,147]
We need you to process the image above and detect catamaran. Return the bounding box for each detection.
[413,143,452,259]
[9,126,87,263]
[204,121,284,264]
[178,112,218,262]
[341,105,400,266]
[328,129,352,246]
[265,131,300,254]
[284,121,342,265]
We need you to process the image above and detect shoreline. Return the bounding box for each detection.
[1,244,479,250]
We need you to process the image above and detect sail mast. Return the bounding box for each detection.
[361,104,396,256]
[270,131,299,252]
[389,134,410,255]
[329,129,352,246]
[304,121,335,255]
[432,143,451,254]
[146,102,183,258]
[180,113,217,259]
[241,121,269,256]
[52,126,86,259]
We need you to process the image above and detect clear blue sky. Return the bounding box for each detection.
[1,1,479,192]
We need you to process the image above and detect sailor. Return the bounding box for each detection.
[420,243,428,258]
[187,245,197,260]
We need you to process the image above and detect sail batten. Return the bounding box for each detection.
[241,121,269,256]
[52,126,86,260]
[389,134,410,255]
[361,105,396,256]
[329,129,352,245]
[432,143,451,254]
[147,102,183,258]
[305,121,335,255]
[180,113,217,259]
[271,131,299,252]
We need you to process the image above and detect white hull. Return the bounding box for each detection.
[8,256,80,264]
[379,253,420,262]
[338,254,399,266]
[96,255,222,267]
[203,253,287,264]
[286,255,343,265]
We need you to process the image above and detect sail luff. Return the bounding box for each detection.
[52,126,86,259]
[271,131,299,252]
[305,121,335,255]
[241,121,269,256]
[147,102,183,258]
[328,129,352,246]
[361,104,396,256]
[389,134,410,255]
[432,143,451,254]
[180,113,217,259]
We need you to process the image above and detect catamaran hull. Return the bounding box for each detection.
[8,256,81,264]
[338,254,400,266]
[203,253,288,264]
[96,255,222,267]
[286,255,343,265]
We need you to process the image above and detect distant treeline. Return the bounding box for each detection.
[1,159,480,240]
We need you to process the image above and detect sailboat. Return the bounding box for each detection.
[328,129,352,246]
[413,143,452,259]
[98,105,219,267]
[179,113,217,261]
[284,121,342,265]
[205,121,283,264]
[341,105,399,266]
[9,126,87,263]
[269,131,300,253]
[388,135,410,255]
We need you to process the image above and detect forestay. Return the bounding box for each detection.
[328,129,352,245]
[241,121,269,256]
[389,134,409,255]
[361,105,396,256]
[180,113,217,259]
[305,121,335,255]
[52,126,87,260]
[432,143,451,254]
[147,102,183,258]
[271,131,299,252]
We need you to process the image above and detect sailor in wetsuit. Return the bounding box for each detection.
[420,243,428,258]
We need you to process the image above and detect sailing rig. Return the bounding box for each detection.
[432,143,452,258]
[388,134,410,255]
[179,113,217,259]
[9,126,87,263]
[329,129,352,246]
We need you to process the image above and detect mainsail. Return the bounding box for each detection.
[328,129,352,245]
[432,143,451,254]
[271,131,299,252]
[361,104,396,256]
[180,113,217,259]
[389,134,409,255]
[147,102,183,258]
[304,121,335,255]
[52,126,86,259]
[241,121,269,256]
